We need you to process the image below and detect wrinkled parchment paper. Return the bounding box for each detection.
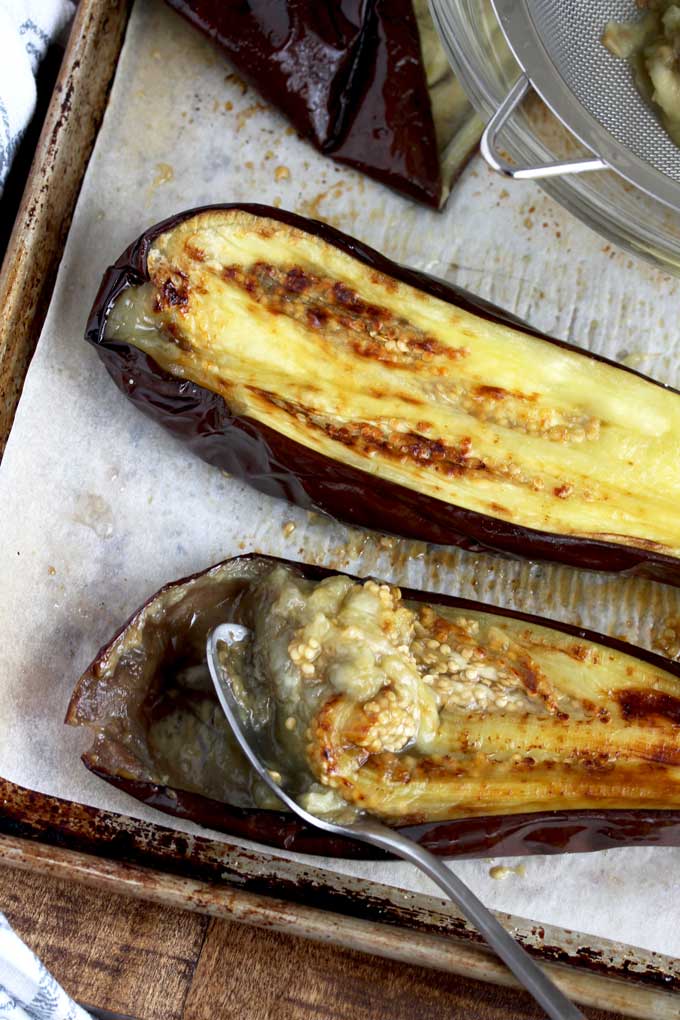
[3,0,680,956]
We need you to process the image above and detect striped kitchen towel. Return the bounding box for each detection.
[0,0,75,197]
[0,914,90,1019]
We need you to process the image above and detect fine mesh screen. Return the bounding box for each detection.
[529,0,680,182]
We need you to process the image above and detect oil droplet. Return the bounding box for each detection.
[47,565,56,576]
[152,162,174,188]
[489,864,526,881]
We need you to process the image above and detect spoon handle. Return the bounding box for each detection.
[206,625,583,1019]
[352,821,585,1020]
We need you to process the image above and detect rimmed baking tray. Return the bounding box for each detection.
[0,2,679,1016]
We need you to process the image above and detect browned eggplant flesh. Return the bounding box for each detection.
[94,206,680,586]
[68,556,680,844]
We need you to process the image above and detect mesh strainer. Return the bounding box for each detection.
[480,0,680,213]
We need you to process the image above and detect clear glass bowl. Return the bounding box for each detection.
[430,0,680,275]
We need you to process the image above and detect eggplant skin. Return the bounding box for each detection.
[73,769,680,861]
[165,0,463,207]
[88,203,680,586]
[68,553,680,860]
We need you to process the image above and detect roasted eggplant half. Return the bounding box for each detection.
[166,0,482,206]
[89,204,680,586]
[68,554,680,859]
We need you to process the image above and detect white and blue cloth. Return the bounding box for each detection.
[0,0,75,196]
[0,914,90,1019]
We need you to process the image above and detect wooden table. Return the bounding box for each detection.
[0,863,625,1020]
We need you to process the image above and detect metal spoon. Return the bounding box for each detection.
[207,623,585,1020]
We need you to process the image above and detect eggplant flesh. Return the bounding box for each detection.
[98,206,680,584]
[68,555,680,857]
[603,2,680,148]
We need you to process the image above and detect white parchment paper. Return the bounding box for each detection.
[3,0,680,956]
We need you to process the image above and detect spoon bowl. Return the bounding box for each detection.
[207,622,585,1020]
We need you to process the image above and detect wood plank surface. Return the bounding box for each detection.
[0,863,627,1020]
[1,863,206,1020]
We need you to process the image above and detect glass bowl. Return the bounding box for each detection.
[430,0,680,275]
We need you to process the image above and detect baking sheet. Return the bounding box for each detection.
[2,0,680,957]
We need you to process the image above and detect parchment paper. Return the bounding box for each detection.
[3,0,680,956]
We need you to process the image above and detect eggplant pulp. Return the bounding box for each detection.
[100,206,680,582]
[229,562,680,822]
[603,2,680,148]
[68,555,680,857]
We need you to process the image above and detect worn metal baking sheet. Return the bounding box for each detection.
[0,0,130,450]
[2,0,680,998]
[3,782,680,1020]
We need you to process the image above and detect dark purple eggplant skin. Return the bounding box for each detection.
[87,203,680,587]
[82,770,680,861]
[165,0,443,206]
[71,552,680,860]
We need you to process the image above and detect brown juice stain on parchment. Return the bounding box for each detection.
[295,510,679,655]
[298,181,355,229]
[225,71,249,95]
[235,102,267,132]
[149,162,174,194]
[72,493,114,540]
[299,184,341,218]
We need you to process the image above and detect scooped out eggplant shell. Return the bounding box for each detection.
[88,204,680,586]
[165,0,483,207]
[67,554,680,859]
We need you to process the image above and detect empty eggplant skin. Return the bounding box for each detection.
[67,553,680,860]
[165,0,479,206]
[88,204,680,586]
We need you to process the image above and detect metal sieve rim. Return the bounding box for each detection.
[490,0,680,215]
